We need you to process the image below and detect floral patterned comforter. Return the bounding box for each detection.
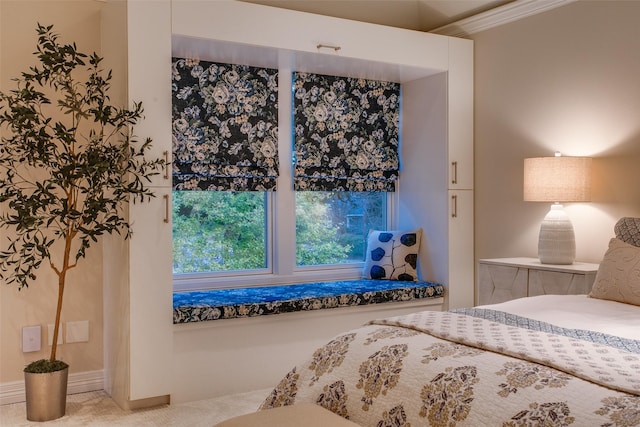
[260,308,640,426]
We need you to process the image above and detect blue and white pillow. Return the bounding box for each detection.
[363,229,422,281]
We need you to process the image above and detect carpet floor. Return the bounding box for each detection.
[0,388,271,426]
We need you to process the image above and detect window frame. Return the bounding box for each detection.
[172,190,395,292]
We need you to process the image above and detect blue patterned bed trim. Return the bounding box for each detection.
[452,308,640,354]
[174,280,444,324]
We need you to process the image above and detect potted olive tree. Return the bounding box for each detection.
[0,24,164,421]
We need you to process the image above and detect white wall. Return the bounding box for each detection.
[172,299,442,403]
[400,74,448,285]
[472,0,640,264]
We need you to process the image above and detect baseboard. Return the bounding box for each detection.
[0,369,104,406]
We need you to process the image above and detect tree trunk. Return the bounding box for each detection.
[50,232,73,362]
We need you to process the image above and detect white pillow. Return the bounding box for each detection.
[589,237,640,306]
[363,229,422,281]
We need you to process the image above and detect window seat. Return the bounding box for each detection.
[173,279,444,323]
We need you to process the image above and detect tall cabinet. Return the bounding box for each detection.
[447,37,475,309]
[400,39,474,310]
[101,0,173,409]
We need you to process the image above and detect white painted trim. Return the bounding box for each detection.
[172,298,444,402]
[0,370,104,406]
[431,0,579,37]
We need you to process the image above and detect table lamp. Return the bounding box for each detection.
[523,153,592,264]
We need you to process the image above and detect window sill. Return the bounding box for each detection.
[173,279,444,324]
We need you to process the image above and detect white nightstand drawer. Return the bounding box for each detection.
[477,257,599,305]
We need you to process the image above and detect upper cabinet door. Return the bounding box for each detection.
[448,37,474,190]
[171,1,449,75]
[127,0,173,189]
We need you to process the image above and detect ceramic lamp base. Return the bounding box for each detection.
[538,203,575,265]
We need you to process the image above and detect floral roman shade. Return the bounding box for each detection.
[171,58,279,191]
[293,72,400,192]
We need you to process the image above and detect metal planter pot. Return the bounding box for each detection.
[24,367,68,421]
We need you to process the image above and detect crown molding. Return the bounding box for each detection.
[431,0,579,37]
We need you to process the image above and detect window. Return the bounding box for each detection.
[171,58,278,288]
[171,58,400,290]
[296,192,387,266]
[291,71,399,271]
[172,191,268,274]
[172,191,388,278]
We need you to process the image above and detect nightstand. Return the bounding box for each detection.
[477,257,600,306]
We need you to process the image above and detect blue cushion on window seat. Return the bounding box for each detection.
[173,279,444,323]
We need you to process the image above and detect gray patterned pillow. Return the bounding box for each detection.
[614,217,640,247]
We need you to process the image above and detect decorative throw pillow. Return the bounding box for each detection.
[363,229,422,281]
[589,237,640,306]
[614,217,640,247]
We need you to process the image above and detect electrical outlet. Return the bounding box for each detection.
[22,325,41,353]
[66,320,89,343]
[47,324,63,346]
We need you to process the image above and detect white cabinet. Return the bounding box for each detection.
[445,38,474,309]
[127,193,172,400]
[448,190,474,308]
[125,0,174,403]
[477,257,599,306]
[398,37,474,310]
[101,0,173,407]
[172,1,449,75]
[448,37,474,191]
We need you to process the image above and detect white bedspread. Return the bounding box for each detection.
[482,294,640,341]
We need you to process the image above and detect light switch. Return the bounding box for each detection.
[48,324,63,346]
[22,325,41,353]
[66,320,89,343]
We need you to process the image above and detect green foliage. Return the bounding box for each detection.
[296,192,387,266]
[296,192,352,266]
[24,359,68,374]
[0,23,163,289]
[172,191,266,273]
[0,24,163,363]
[172,191,387,273]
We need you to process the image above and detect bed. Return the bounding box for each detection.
[259,218,640,426]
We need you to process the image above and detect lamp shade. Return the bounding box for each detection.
[523,156,592,202]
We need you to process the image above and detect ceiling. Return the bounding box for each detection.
[238,0,515,33]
